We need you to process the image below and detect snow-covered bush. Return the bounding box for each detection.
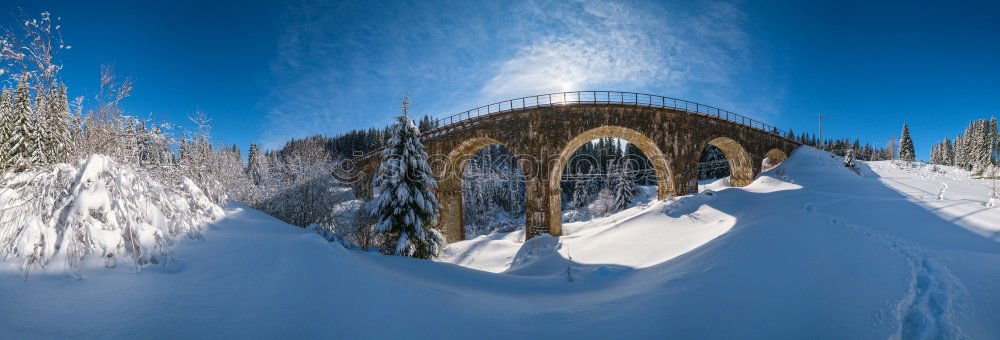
[985,192,998,208]
[0,155,223,278]
[587,188,616,218]
[843,150,860,174]
[306,223,339,244]
[305,198,386,250]
[561,209,590,223]
[986,171,1000,208]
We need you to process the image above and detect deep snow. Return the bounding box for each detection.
[3,147,1000,338]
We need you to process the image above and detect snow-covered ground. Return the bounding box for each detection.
[3,147,1000,338]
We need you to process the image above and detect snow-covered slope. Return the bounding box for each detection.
[3,147,999,338]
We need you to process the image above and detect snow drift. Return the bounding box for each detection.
[0,155,223,278]
[2,147,1000,338]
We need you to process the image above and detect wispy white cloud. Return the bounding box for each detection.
[258,0,500,148]
[478,0,750,104]
[480,1,678,100]
[259,0,775,149]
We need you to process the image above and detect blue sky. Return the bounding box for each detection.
[1,0,998,159]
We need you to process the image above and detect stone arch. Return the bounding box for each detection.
[704,137,754,187]
[443,137,506,180]
[436,136,521,242]
[546,125,674,236]
[762,148,788,171]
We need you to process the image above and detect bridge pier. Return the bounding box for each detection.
[523,177,545,239]
[436,184,464,243]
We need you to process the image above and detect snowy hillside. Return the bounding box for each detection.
[2,147,999,338]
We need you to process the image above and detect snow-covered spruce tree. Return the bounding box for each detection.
[929,144,940,164]
[370,97,444,259]
[953,135,961,167]
[964,122,979,171]
[246,143,265,186]
[943,137,955,166]
[899,123,915,162]
[989,117,1000,165]
[572,172,589,209]
[6,77,42,171]
[971,119,993,176]
[955,134,967,169]
[612,162,633,212]
[931,139,954,166]
[929,143,939,165]
[984,118,998,169]
[46,83,72,163]
[0,88,12,172]
[33,83,52,164]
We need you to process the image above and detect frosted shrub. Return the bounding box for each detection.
[588,188,616,217]
[937,183,948,201]
[0,155,223,278]
[986,172,999,208]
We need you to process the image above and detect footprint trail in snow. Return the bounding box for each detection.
[803,202,963,339]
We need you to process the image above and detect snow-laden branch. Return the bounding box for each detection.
[0,155,223,279]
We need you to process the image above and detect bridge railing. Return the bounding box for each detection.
[356,91,795,161]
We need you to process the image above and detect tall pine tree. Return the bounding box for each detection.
[7,77,42,170]
[955,134,967,169]
[247,143,265,186]
[572,172,589,209]
[32,84,52,164]
[612,162,633,212]
[944,137,954,166]
[370,96,444,259]
[989,117,999,166]
[971,119,993,176]
[0,88,12,172]
[899,123,915,162]
[47,83,72,163]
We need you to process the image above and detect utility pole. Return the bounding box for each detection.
[818,113,830,148]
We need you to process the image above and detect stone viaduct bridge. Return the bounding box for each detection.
[339,91,800,243]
